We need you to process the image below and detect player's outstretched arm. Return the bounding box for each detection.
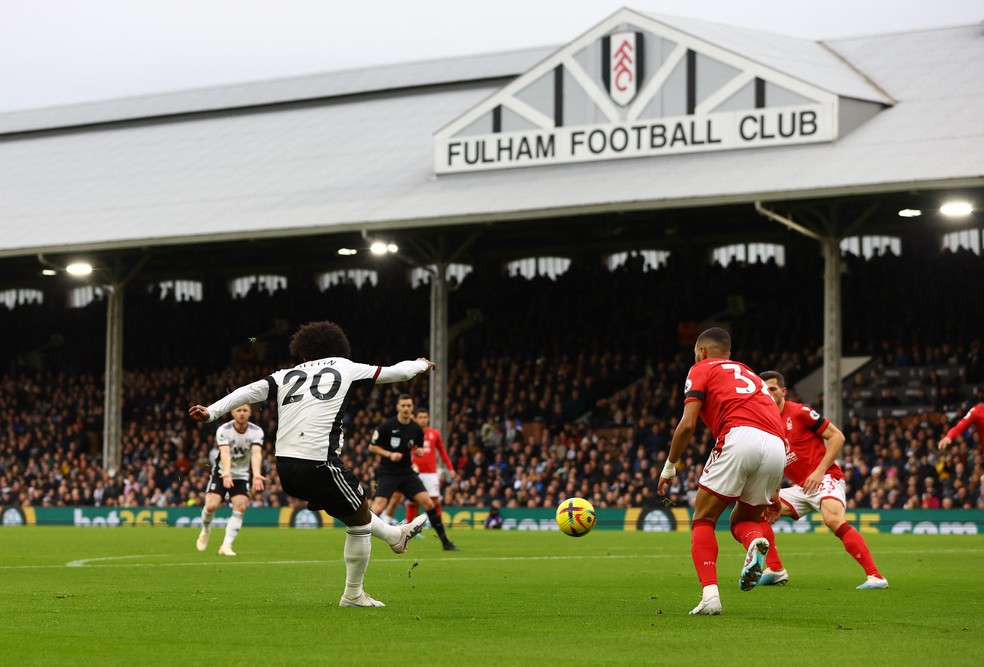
[189,405,210,422]
[376,358,435,384]
[188,379,270,423]
[940,407,979,447]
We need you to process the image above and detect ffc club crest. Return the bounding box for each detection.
[603,31,643,106]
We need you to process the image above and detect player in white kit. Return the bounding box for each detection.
[190,320,432,608]
[196,403,265,556]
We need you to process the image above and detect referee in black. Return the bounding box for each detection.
[369,393,459,551]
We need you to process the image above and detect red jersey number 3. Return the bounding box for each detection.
[721,363,769,396]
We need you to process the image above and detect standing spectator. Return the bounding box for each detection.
[756,371,888,590]
[189,321,431,608]
[657,328,786,616]
[195,404,265,556]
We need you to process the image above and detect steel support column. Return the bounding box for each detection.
[103,283,123,471]
[428,262,449,437]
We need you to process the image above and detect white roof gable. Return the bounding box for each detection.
[434,8,891,173]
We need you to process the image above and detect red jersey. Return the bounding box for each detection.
[779,399,843,486]
[412,426,454,474]
[946,403,984,444]
[684,358,784,443]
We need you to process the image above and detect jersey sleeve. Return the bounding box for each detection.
[946,406,980,440]
[683,364,707,405]
[376,359,429,384]
[797,404,829,435]
[250,427,265,446]
[205,379,271,422]
[216,426,231,446]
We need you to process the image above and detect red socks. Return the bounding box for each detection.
[407,501,440,524]
[691,519,719,586]
[730,520,765,550]
[757,521,783,570]
[717,520,879,578]
[835,523,882,577]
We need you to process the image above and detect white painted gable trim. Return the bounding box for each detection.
[435,7,841,140]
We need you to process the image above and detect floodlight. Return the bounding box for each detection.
[940,201,973,217]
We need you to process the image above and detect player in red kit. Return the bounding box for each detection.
[756,371,888,590]
[938,402,984,451]
[410,407,459,551]
[658,327,786,615]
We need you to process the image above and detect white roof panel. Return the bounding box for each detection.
[1,21,981,257]
[644,12,892,103]
[0,47,555,136]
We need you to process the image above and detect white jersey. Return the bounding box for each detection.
[213,421,264,480]
[204,357,430,462]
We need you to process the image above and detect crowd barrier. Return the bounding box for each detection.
[2,505,981,534]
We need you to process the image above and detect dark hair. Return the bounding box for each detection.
[397,393,413,403]
[414,407,429,416]
[289,321,351,361]
[697,327,731,351]
[759,370,786,387]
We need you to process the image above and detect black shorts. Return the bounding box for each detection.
[373,468,427,501]
[205,474,250,499]
[276,456,366,517]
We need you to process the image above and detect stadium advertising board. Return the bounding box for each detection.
[0,506,336,528]
[4,506,980,534]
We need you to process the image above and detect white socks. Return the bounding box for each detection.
[369,512,401,546]
[344,523,372,599]
[201,509,215,533]
[222,511,243,547]
[703,584,720,600]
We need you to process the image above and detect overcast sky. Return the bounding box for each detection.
[1,0,981,113]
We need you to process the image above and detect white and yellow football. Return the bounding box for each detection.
[556,497,596,537]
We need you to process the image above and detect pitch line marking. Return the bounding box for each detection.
[66,554,169,567]
[0,547,979,570]
[0,553,677,570]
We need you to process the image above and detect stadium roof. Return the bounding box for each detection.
[0,9,982,284]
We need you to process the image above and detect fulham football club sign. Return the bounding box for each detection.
[432,8,883,174]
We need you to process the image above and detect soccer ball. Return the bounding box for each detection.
[556,497,596,537]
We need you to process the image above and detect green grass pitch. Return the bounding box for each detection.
[1,526,981,666]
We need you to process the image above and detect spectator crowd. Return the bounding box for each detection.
[2,245,984,515]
